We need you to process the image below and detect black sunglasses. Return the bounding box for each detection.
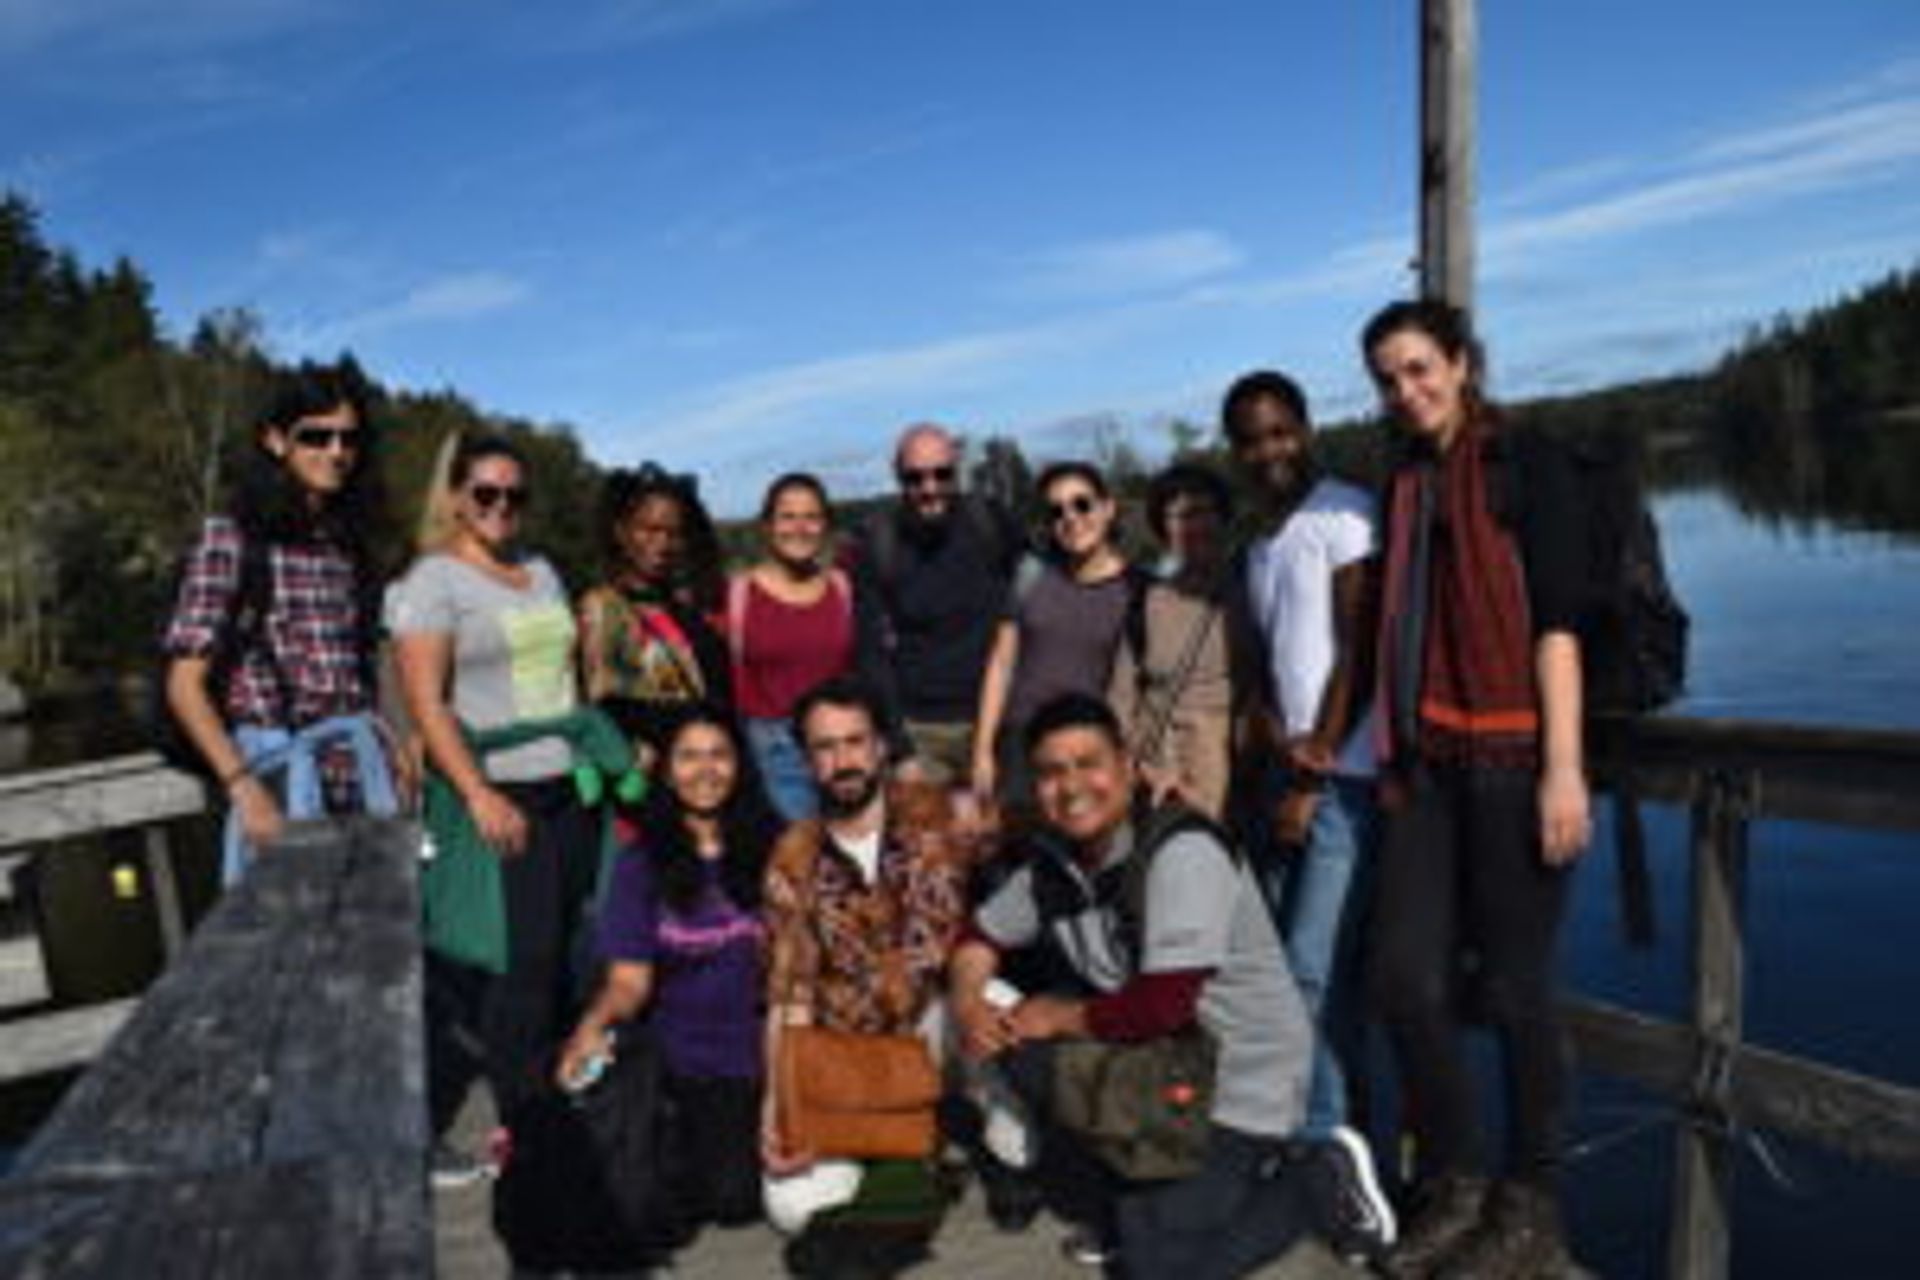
[1046,494,1100,523]
[470,483,529,512]
[289,424,361,452]
[898,464,957,489]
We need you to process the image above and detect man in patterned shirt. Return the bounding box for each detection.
[162,361,397,882]
[760,674,975,1276]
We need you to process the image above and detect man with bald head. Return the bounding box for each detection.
[850,422,1021,785]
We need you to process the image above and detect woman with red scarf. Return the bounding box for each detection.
[1361,300,1591,1280]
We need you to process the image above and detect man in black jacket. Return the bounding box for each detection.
[850,422,1020,784]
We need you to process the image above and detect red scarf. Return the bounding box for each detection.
[1377,424,1540,772]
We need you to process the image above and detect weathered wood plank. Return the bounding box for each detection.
[1669,776,1749,1280]
[18,820,424,1174]
[0,1156,427,1279]
[142,825,187,960]
[0,754,205,850]
[0,999,136,1083]
[1566,998,1920,1176]
[0,817,429,1278]
[1590,715,1920,831]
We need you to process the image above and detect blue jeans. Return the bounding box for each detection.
[746,717,816,822]
[224,714,399,886]
[1259,772,1378,1139]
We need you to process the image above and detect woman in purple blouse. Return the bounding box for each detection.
[558,704,781,1241]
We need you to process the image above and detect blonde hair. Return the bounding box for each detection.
[414,430,465,554]
[413,430,529,554]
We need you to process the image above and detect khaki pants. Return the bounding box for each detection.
[903,718,975,787]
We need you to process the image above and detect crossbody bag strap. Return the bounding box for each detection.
[1131,590,1221,764]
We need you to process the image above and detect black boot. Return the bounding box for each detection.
[1381,1172,1489,1279]
[1436,1180,1578,1280]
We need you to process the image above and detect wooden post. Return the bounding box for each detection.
[142,825,187,961]
[1669,770,1753,1280]
[1420,0,1477,310]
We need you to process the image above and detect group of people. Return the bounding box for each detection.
[160,296,1592,1280]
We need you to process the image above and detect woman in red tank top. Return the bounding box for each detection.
[724,472,855,819]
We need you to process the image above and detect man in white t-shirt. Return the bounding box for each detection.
[1224,369,1382,1144]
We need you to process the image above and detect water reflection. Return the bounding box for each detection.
[1666,410,1920,542]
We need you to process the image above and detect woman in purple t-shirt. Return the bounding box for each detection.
[558,705,781,1240]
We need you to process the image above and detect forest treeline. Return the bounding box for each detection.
[2,189,1916,688]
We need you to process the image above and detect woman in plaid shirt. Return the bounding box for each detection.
[161,361,396,882]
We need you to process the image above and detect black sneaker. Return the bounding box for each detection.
[1309,1125,1398,1264]
[1060,1224,1118,1268]
[980,1163,1044,1232]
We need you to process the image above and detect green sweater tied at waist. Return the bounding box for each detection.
[421,707,646,974]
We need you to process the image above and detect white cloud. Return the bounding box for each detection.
[294,271,531,349]
[1014,229,1248,299]
[1486,93,1920,265]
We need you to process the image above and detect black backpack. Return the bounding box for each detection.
[857,495,1023,603]
[493,1029,680,1272]
[1494,430,1688,948]
[1499,429,1690,715]
[1028,801,1239,982]
[148,530,282,778]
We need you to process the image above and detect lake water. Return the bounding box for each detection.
[1559,488,1920,1278]
[3,483,1917,1275]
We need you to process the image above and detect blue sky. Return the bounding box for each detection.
[4,0,1918,513]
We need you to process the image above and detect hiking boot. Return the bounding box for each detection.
[1305,1126,1398,1265]
[1436,1181,1578,1280]
[1381,1172,1489,1279]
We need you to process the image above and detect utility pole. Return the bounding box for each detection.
[1420,0,1477,311]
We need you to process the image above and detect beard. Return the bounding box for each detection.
[818,764,884,818]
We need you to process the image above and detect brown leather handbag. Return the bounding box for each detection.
[769,816,944,1161]
[776,1022,941,1159]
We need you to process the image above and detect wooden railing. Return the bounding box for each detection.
[0,812,428,1277]
[0,753,206,1082]
[1577,714,1920,1280]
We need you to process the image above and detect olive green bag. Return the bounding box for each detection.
[1046,803,1231,1182]
[1051,1025,1217,1182]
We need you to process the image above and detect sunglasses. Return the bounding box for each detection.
[469,483,529,512]
[288,424,361,452]
[898,464,957,489]
[1046,494,1100,523]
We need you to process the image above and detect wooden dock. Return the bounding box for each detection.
[1,718,1918,1277]
[428,1088,1360,1278]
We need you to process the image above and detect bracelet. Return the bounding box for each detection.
[220,765,251,790]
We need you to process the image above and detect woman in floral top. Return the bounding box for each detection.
[578,464,733,766]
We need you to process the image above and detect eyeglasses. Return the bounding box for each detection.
[289,424,361,452]
[470,483,529,512]
[1046,494,1100,523]
[898,465,957,489]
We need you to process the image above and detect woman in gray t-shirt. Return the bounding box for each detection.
[386,433,596,1151]
[972,461,1136,804]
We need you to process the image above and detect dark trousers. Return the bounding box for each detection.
[427,780,601,1134]
[1366,764,1572,1187]
[664,1073,763,1230]
[994,1041,1317,1280]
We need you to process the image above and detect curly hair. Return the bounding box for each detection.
[600,462,724,612]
